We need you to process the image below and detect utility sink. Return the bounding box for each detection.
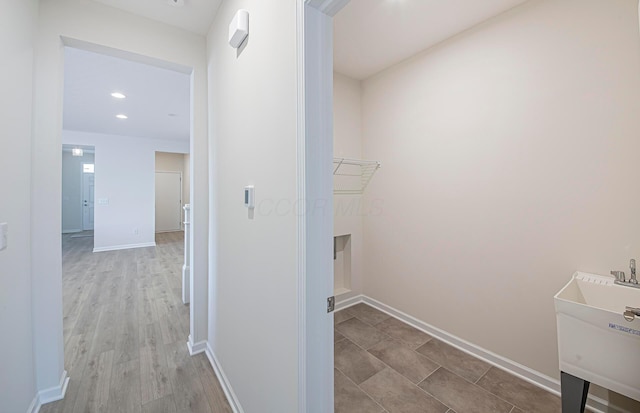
[554,272,640,402]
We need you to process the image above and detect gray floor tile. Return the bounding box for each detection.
[361,368,449,413]
[510,408,524,413]
[476,367,561,412]
[336,317,388,349]
[335,339,386,385]
[335,309,355,325]
[419,368,513,413]
[375,317,432,349]
[346,303,391,325]
[415,339,490,383]
[368,338,439,383]
[335,330,346,343]
[335,368,384,413]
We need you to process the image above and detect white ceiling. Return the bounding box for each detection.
[91,0,222,35]
[334,0,529,80]
[63,47,190,141]
[72,0,531,133]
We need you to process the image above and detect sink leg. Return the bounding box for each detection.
[561,371,590,413]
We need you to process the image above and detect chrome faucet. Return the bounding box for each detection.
[612,259,640,289]
[611,270,625,282]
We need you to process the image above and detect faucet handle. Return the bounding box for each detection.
[624,306,640,322]
[611,271,625,282]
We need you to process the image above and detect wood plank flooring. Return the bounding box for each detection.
[41,232,232,413]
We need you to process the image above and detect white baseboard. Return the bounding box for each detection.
[93,242,156,253]
[26,394,40,413]
[187,337,207,355]
[37,369,69,407]
[334,294,363,311]
[336,295,625,413]
[205,342,244,413]
[61,229,82,234]
[585,396,632,413]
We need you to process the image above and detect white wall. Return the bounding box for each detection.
[33,0,209,393]
[156,151,185,171]
[333,72,364,300]
[361,0,640,408]
[0,1,38,411]
[207,1,300,411]
[63,131,187,250]
[62,151,95,233]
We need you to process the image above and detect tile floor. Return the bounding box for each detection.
[334,303,566,413]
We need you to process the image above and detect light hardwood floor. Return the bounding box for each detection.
[41,232,232,413]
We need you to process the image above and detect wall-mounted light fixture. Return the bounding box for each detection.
[72,148,83,157]
[229,9,249,48]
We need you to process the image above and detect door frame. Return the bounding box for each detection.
[32,28,208,403]
[297,1,350,411]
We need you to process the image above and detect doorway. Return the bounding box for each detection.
[155,171,182,232]
[61,144,95,244]
[155,151,190,234]
[31,2,210,401]
[52,43,198,411]
[82,163,95,231]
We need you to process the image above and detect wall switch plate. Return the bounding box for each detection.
[0,223,7,251]
[98,198,109,205]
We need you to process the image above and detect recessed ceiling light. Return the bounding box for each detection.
[111,92,126,99]
[116,114,128,119]
[168,113,178,117]
[167,0,184,6]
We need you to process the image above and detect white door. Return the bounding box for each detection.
[82,171,95,230]
[155,171,182,232]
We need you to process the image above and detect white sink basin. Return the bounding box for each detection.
[554,272,640,402]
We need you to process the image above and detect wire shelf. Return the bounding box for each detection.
[333,157,381,195]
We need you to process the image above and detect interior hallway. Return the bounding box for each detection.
[41,232,231,413]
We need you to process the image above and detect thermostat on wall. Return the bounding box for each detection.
[244,185,254,209]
